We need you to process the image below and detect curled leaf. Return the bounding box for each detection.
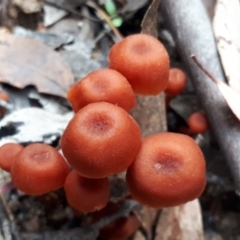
[192,55,240,121]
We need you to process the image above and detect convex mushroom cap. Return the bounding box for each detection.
[126,132,206,208]
[11,143,70,195]
[93,201,140,240]
[108,33,170,95]
[188,112,209,134]
[64,170,109,212]
[67,68,136,112]
[165,68,187,96]
[0,143,23,172]
[61,102,141,178]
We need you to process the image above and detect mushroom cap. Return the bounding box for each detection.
[67,68,136,112]
[0,92,9,117]
[61,102,141,178]
[165,68,187,96]
[92,201,140,240]
[11,143,70,195]
[108,34,169,95]
[188,112,209,134]
[64,170,109,212]
[0,92,9,102]
[126,132,206,208]
[0,143,23,172]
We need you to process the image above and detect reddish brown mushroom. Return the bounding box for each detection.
[11,143,70,195]
[67,68,136,112]
[61,102,141,178]
[187,112,209,134]
[126,132,206,208]
[108,34,169,95]
[64,170,109,212]
[0,143,23,172]
[165,68,187,96]
[0,92,9,117]
[93,201,140,240]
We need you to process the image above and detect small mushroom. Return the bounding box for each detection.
[67,68,136,112]
[64,170,109,212]
[188,112,209,134]
[165,68,187,97]
[92,201,140,240]
[11,143,70,195]
[108,34,169,95]
[0,143,23,172]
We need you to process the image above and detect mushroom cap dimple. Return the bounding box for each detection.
[108,33,170,95]
[126,132,206,208]
[61,102,141,178]
[11,143,70,195]
[67,68,136,112]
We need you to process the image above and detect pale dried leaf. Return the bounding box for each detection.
[0,108,73,146]
[44,4,68,27]
[155,200,204,240]
[0,33,74,98]
[12,0,43,13]
[141,0,161,37]
[213,0,240,91]
[215,80,240,120]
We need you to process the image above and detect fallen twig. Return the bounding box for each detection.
[161,0,240,194]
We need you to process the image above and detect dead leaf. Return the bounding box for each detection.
[141,0,161,37]
[13,26,74,49]
[0,33,74,98]
[0,107,73,146]
[44,4,68,27]
[213,0,240,92]
[11,0,43,14]
[192,55,240,121]
[122,0,148,13]
[212,79,240,120]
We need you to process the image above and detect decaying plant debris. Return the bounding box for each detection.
[0,0,239,239]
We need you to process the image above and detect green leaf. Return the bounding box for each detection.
[104,0,117,16]
[112,16,123,27]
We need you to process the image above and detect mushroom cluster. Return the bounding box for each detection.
[0,33,206,239]
[61,33,206,212]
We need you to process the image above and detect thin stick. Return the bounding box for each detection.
[191,55,218,84]
[86,1,123,42]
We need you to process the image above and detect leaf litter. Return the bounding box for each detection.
[0,32,74,98]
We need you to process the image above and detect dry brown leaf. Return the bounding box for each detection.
[0,33,74,98]
[213,0,240,92]
[141,0,161,37]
